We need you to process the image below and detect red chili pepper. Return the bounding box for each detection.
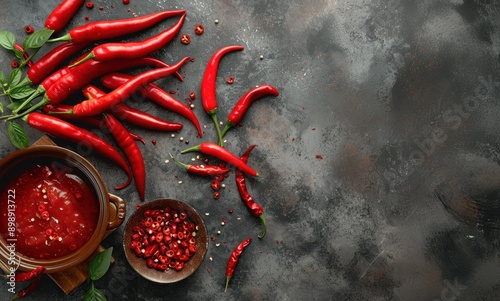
[201,45,244,145]
[27,42,89,85]
[11,273,43,300]
[6,266,46,282]
[221,84,279,138]
[13,57,175,116]
[100,72,202,137]
[23,112,132,190]
[236,145,267,238]
[67,57,190,117]
[14,44,33,67]
[181,142,258,177]
[82,84,183,132]
[103,113,146,200]
[70,14,186,67]
[225,237,252,292]
[169,153,231,176]
[45,0,85,33]
[48,9,185,44]
[194,24,204,35]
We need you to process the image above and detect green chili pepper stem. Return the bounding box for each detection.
[6,98,48,121]
[46,34,70,43]
[220,121,235,139]
[258,214,267,239]
[68,52,95,68]
[224,276,231,292]
[169,153,190,171]
[210,112,224,146]
[180,144,201,154]
[12,86,45,114]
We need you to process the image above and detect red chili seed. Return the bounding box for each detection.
[226,76,235,84]
[24,26,35,34]
[213,191,221,200]
[180,34,191,45]
[99,6,104,10]
[152,139,157,145]
[85,16,90,21]
[189,91,196,100]
[86,2,94,9]
[10,61,19,68]
[315,154,324,159]
[135,204,141,209]
[194,24,204,35]
[228,209,234,214]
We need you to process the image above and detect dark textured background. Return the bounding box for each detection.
[1,0,500,300]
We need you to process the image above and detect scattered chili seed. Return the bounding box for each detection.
[123,0,130,4]
[86,2,94,9]
[180,34,191,45]
[214,19,219,24]
[213,191,221,200]
[152,139,157,145]
[194,24,204,35]
[99,6,104,10]
[211,179,221,191]
[315,154,324,159]
[169,90,176,94]
[189,91,196,100]
[10,61,19,68]
[259,54,264,60]
[24,25,35,34]
[226,76,235,84]
[85,16,90,21]
[228,209,233,214]
[135,204,141,209]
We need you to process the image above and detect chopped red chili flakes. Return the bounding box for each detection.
[226,76,235,84]
[24,26,34,34]
[189,91,196,100]
[180,34,191,45]
[194,24,204,35]
[315,155,324,159]
[10,61,19,68]
[86,2,94,9]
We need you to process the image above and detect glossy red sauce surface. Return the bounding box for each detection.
[0,159,99,259]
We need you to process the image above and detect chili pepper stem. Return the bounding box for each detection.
[68,52,95,68]
[258,214,267,239]
[224,276,231,292]
[46,34,70,43]
[210,112,224,146]
[12,86,45,114]
[180,144,201,154]
[6,98,50,121]
[220,121,234,139]
[169,153,190,171]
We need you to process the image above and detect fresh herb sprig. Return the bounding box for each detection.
[84,247,113,301]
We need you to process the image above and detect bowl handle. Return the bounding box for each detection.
[107,193,126,229]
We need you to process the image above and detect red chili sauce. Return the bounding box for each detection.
[0,159,99,259]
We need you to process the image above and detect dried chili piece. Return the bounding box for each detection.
[225,237,252,292]
[235,145,267,238]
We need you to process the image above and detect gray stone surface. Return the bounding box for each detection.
[1,0,500,300]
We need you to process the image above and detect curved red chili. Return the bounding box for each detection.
[181,142,258,177]
[100,72,203,137]
[42,103,145,145]
[82,85,183,132]
[103,113,146,201]
[13,273,43,299]
[169,153,231,176]
[70,14,186,67]
[45,0,85,33]
[201,45,244,145]
[236,145,267,238]
[23,112,132,190]
[10,266,46,282]
[49,9,185,44]
[221,84,279,138]
[225,237,252,292]
[27,42,89,85]
[14,57,175,116]
[67,57,191,117]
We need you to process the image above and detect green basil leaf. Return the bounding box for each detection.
[13,48,23,59]
[0,30,15,50]
[23,28,54,49]
[89,247,113,281]
[84,283,107,301]
[8,121,29,149]
[0,71,6,85]
[9,85,36,100]
[7,100,32,111]
[8,68,22,87]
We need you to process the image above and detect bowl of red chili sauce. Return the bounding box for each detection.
[0,145,126,273]
[123,198,208,283]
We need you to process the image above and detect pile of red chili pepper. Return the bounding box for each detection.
[0,0,279,295]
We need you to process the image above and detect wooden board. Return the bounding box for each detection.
[0,135,115,295]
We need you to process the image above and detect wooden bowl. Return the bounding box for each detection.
[123,198,208,283]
